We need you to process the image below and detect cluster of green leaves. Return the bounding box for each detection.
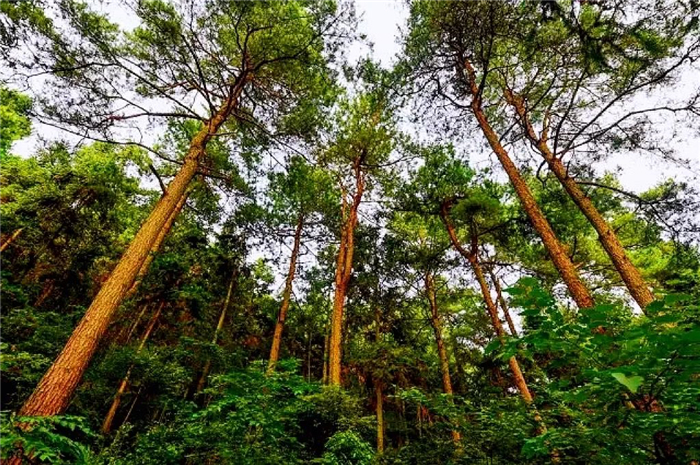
[0,414,95,464]
[500,280,700,463]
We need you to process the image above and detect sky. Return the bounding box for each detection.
[351,1,699,194]
[12,0,700,196]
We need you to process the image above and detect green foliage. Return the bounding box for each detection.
[0,86,32,158]
[505,281,700,463]
[320,430,374,465]
[0,414,94,464]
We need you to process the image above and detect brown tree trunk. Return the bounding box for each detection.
[124,188,191,300]
[424,272,461,443]
[328,160,365,386]
[18,80,248,418]
[322,328,329,384]
[195,268,238,394]
[376,381,385,454]
[122,302,151,345]
[487,267,518,337]
[440,209,536,405]
[461,60,594,310]
[102,301,164,434]
[33,280,54,307]
[0,228,23,252]
[267,212,304,375]
[507,93,654,310]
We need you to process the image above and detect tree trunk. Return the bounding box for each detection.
[507,94,654,310]
[195,268,238,394]
[461,60,594,310]
[124,188,191,300]
[440,210,536,404]
[425,272,461,444]
[0,228,23,252]
[322,329,330,384]
[328,161,365,386]
[374,304,385,453]
[18,80,248,418]
[487,267,518,337]
[376,381,385,454]
[102,301,164,434]
[267,212,304,375]
[122,302,151,345]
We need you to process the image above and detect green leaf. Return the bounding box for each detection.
[611,373,644,393]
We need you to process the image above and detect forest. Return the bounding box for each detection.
[0,0,699,463]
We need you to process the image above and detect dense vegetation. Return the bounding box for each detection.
[1,0,699,463]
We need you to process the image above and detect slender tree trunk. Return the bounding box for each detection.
[328,161,365,386]
[0,228,23,252]
[195,268,238,394]
[487,267,518,337]
[267,212,304,375]
[440,211,537,403]
[506,93,654,310]
[33,280,54,307]
[17,80,248,418]
[102,301,164,434]
[322,329,330,384]
[374,305,385,454]
[424,272,461,444]
[123,302,151,345]
[124,188,191,300]
[376,381,384,454]
[461,60,594,310]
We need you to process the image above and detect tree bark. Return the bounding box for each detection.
[461,60,594,310]
[102,300,164,434]
[376,381,385,454]
[328,160,365,386]
[124,188,191,300]
[506,92,655,310]
[267,212,304,375]
[0,228,23,252]
[195,268,238,394]
[487,267,518,337]
[425,271,461,444]
[18,77,248,418]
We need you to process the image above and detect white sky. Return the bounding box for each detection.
[13,0,699,195]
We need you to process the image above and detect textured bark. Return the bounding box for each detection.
[18,78,248,418]
[101,301,164,434]
[267,212,304,375]
[425,272,461,444]
[0,228,23,252]
[124,188,191,300]
[487,267,518,337]
[461,60,594,310]
[328,160,365,386]
[196,269,238,394]
[507,93,655,310]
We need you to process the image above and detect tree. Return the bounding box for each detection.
[323,87,396,386]
[266,157,337,374]
[5,0,344,418]
[402,1,597,309]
